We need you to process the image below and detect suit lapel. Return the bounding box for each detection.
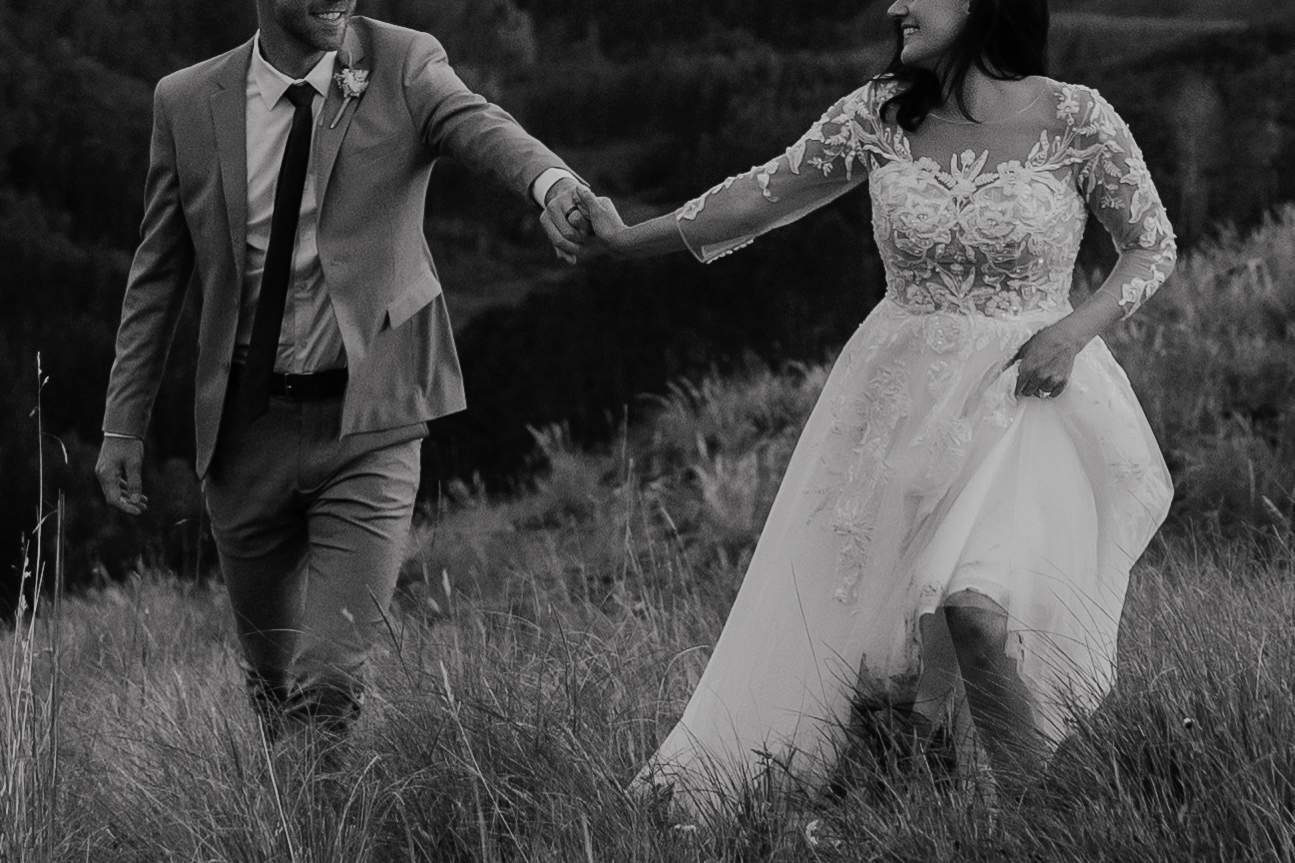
[315,27,366,210]
[210,39,254,283]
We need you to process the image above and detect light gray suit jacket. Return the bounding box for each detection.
[103,17,571,477]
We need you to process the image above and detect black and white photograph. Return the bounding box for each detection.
[1,0,1293,859]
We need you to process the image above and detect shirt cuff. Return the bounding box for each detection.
[103,431,143,441]
[531,168,579,208]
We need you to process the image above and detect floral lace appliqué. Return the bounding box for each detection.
[676,80,1175,322]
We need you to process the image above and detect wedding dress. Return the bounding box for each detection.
[638,77,1176,809]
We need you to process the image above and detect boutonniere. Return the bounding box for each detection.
[330,67,369,129]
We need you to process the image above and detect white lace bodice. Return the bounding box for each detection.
[676,78,1176,320]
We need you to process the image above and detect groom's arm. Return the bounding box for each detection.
[399,32,588,253]
[98,80,195,513]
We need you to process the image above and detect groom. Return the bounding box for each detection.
[95,0,591,739]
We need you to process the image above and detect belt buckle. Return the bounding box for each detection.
[282,375,297,399]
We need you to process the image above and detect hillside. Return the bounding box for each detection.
[412,206,1295,605]
[4,211,1295,862]
[1052,0,1283,22]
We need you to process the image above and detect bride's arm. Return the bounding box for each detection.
[1012,89,1177,399]
[572,205,689,260]
[576,82,886,262]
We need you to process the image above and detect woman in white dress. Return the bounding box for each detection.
[563,0,1176,810]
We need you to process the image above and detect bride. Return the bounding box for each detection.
[562,0,1176,810]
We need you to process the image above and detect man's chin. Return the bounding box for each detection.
[283,16,350,54]
[309,21,349,51]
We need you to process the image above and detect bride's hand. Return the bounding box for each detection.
[1009,322,1085,399]
[573,186,629,259]
[541,188,627,263]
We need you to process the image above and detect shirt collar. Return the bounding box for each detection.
[250,32,336,110]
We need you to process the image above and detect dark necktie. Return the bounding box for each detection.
[236,82,316,423]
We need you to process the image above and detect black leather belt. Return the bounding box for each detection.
[271,367,348,400]
[231,364,348,401]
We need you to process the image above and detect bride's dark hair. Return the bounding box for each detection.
[879,0,1050,131]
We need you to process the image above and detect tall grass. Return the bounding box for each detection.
[15,523,1294,861]
[2,357,66,862]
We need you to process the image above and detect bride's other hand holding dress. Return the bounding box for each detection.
[581,0,1176,814]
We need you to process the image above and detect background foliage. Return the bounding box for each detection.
[1,0,1294,601]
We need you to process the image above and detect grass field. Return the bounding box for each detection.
[5,211,1295,861]
[4,526,1293,861]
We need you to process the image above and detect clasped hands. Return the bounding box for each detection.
[539,179,626,264]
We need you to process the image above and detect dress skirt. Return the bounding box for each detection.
[637,298,1173,809]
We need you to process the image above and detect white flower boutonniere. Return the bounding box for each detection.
[330,67,370,129]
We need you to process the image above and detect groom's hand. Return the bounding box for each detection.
[542,177,592,264]
[96,436,148,516]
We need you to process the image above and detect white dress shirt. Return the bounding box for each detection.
[237,36,343,374]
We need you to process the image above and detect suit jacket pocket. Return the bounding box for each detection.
[386,273,444,330]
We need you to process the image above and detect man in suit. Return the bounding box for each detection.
[95,0,591,740]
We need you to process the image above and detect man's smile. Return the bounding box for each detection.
[310,6,348,24]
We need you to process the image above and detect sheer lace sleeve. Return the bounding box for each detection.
[1067,86,1177,318]
[675,81,891,263]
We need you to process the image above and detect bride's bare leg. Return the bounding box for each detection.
[943,590,1046,801]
